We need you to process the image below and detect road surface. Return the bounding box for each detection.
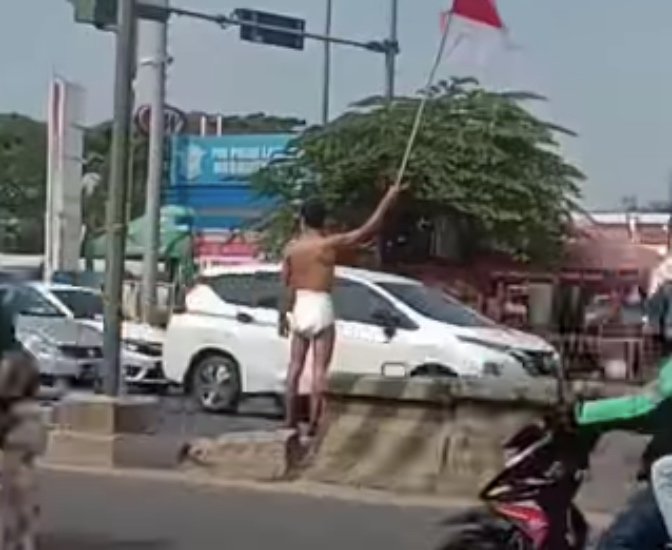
[39,470,449,550]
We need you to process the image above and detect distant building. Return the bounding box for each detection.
[573,211,671,256]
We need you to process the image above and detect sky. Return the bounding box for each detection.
[2,0,672,209]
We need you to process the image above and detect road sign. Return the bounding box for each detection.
[134,104,186,136]
[234,9,306,51]
[68,0,117,29]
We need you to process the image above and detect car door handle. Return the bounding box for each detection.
[236,312,254,324]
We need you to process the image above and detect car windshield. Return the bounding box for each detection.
[379,282,494,327]
[52,289,104,320]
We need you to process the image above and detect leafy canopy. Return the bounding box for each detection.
[253,78,584,263]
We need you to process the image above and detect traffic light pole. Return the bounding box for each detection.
[141,0,168,325]
[321,0,333,125]
[161,3,397,56]
[385,0,398,102]
[103,0,136,396]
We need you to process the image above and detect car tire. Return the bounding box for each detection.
[189,353,241,414]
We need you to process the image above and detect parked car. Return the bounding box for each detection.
[1,282,167,388]
[26,283,167,387]
[0,283,103,386]
[163,264,559,413]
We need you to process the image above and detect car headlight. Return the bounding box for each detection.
[457,336,520,376]
[123,341,140,353]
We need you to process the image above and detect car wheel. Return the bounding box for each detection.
[190,354,241,413]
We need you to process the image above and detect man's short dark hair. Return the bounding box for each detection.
[300,198,327,229]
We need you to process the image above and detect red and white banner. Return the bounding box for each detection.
[441,0,508,71]
[437,0,534,94]
[194,231,262,269]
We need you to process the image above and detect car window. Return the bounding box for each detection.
[332,278,414,328]
[14,288,63,317]
[254,272,282,310]
[379,282,494,327]
[52,289,104,320]
[205,273,256,307]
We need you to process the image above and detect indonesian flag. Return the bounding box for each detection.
[439,0,514,86]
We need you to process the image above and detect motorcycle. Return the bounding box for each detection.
[438,413,598,549]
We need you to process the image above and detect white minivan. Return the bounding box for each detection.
[163,264,559,412]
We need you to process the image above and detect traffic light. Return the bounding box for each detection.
[69,0,118,29]
[234,9,306,51]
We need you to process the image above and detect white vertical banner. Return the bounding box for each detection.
[45,77,86,281]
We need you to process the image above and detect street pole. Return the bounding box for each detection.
[385,0,398,102]
[141,0,168,325]
[321,0,333,125]
[103,0,137,396]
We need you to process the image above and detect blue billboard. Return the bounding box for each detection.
[170,134,293,186]
[166,133,294,230]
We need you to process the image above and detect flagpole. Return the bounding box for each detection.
[393,12,458,187]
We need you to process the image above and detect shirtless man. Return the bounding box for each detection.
[279,180,404,434]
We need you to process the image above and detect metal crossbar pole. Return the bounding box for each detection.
[139,2,395,54]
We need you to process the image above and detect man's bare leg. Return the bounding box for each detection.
[308,325,335,436]
[285,332,310,430]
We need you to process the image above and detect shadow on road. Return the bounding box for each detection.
[40,533,174,549]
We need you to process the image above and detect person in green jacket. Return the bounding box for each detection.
[576,358,672,548]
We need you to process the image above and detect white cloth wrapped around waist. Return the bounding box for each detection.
[290,290,335,337]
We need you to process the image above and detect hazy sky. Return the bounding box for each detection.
[3,0,672,208]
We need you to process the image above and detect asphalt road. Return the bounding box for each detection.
[154,394,281,438]
[39,470,450,550]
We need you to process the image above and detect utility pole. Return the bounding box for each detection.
[103,0,137,396]
[385,0,398,102]
[141,0,168,325]
[321,0,333,125]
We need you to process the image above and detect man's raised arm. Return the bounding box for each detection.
[326,181,403,249]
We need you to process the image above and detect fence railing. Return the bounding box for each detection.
[533,329,661,382]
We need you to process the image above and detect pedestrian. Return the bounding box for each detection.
[279,179,404,436]
[0,289,43,550]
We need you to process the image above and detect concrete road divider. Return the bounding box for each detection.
[304,374,626,497]
[45,393,183,469]
[180,429,300,481]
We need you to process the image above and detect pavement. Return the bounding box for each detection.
[38,469,451,550]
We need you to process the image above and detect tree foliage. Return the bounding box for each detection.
[0,110,303,254]
[253,79,584,264]
[0,114,48,252]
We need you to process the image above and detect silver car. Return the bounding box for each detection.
[16,316,103,385]
[0,284,103,385]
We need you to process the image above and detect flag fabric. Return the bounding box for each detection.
[439,0,511,84]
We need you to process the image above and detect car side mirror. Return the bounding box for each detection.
[372,309,400,340]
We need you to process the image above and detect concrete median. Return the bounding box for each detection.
[305,374,626,497]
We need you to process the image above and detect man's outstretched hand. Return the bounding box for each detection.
[385,178,407,201]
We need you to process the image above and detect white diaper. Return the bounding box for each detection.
[291,290,335,338]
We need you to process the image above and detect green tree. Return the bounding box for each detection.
[0,114,48,252]
[253,79,583,264]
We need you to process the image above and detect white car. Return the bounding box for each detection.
[163,264,559,413]
[23,282,167,387]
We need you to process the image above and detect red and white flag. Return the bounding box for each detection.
[439,0,514,85]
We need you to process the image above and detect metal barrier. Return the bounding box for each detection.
[537,330,660,382]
